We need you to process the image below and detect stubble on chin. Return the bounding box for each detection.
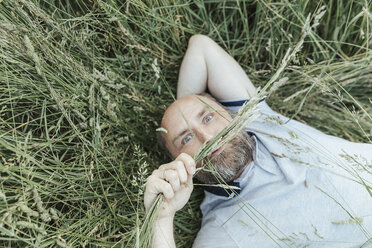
[195,130,254,184]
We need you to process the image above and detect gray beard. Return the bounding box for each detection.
[195,130,254,184]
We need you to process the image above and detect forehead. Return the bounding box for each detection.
[161,95,227,141]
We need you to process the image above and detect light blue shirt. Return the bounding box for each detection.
[193,99,372,248]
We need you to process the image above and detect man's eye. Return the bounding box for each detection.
[204,115,213,123]
[182,135,192,144]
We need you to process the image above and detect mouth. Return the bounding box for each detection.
[209,145,225,158]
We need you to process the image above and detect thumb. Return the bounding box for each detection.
[186,173,193,190]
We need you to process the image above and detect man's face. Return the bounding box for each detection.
[161,95,232,158]
[161,95,253,184]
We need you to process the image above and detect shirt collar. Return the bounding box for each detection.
[203,181,241,198]
[203,131,279,197]
[248,132,280,176]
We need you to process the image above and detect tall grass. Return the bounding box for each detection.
[0,0,371,247]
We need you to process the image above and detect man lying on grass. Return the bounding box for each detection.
[144,35,372,248]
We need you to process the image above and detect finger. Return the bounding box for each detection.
[154,179,174,199]
[166,170,181,191]
[158,161,188,183]
[176,153,196,176]
[146,176,174,199]
[185,171,194,190]
[173,160,188,183]
[154,169,180,192]
[144,176,172,210]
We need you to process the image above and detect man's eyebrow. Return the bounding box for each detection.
[172,107,209,146]
[172,129,188,146]
[197,107,208,119]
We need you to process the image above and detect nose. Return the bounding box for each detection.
[195,127,214,144]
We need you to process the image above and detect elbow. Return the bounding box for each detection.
[188,34,213,47]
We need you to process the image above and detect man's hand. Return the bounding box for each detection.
[144,153,196,219]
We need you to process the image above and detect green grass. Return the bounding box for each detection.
[0,0,371,247]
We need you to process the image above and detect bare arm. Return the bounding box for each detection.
[151,216,175,248]
[177,34,257,100]
[144,154,196,248]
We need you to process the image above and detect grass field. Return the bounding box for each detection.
[0,0,371,247]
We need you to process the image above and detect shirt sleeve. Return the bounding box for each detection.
[219,98,250,113]
[219,98,277,117]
